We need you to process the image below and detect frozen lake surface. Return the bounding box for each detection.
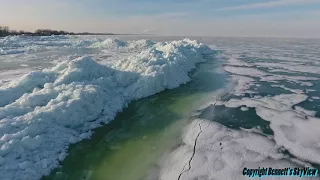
[0,35,319,180]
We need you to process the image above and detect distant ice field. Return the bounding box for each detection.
[0,36,153,85]
[1,35,320,180]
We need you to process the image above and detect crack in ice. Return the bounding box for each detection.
[177,99,223,180]
[177,121,203,180]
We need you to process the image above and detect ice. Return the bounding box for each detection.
[223,61,318,96]
[0,69,33,86]
[161,120,313,180]
[204,38,320,178]
[294,106,317,117]
[260,75,317,87]
[90,39,156,52]
[222,94,307,110]
[260,75,319,82]
[170,37,320,180]
[240,106,249,111]
[218,39,320,97]
[90,38,127,49]
[127,39,156,50]
[229,75,255,96]
[223,66,267,77]
[223,66,318,88]
[306,89,316,92]
[271,84,304,94]
[0,71,57,107]
[0,35,102,56]
[220,94,320,164]
[225,56,253,67]
[0,38,212,180]
[254,62,320,75]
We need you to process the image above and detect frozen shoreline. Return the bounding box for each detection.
[0,38,212,180]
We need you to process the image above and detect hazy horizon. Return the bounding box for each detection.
[1,0,320,38]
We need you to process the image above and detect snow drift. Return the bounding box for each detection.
[0,38,212,180]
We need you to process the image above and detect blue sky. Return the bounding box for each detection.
[1,0,320,37]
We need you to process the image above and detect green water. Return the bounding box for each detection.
[43,55,227,180]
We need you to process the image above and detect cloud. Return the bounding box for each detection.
[218,0,320,11]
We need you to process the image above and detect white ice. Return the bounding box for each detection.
[160,37,320,180]
[240,106,249,111]
[161,119,315,180]
[223,66,267,77]
[254,62,320,75]
[221,94,320,164]
[0,69,33,86]
[0,38,212,180]
[271,84,304,94]
[225,56,253,67]
[229,75,256,96]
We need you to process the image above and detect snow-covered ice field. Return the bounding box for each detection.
[161,37,320,180]
[1,36,320,180]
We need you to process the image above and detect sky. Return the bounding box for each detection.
[1,0,320,38]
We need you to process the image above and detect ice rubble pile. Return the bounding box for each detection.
[90,38,156,52]
[0,39,212,180]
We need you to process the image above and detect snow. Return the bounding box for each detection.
[254,62,320,75]
[90,38,156,52]
[0,69,33,86]
[271,84,304,94]
[225,56,253,67]
[220,94,320,164]
[260,75,316,87]
[161,120,313,180]
[223,66,318,88]
[240,106,249,111]
[2,36,320,180]
[162,37,320,180]
[0,35,101,56]
[260,74,319,82]
[306,89,316,92]
[0,38,212,180]
[90,38,127,49]
[230,75,255,96]
[294,106,317,116]
[223,66,267,77]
